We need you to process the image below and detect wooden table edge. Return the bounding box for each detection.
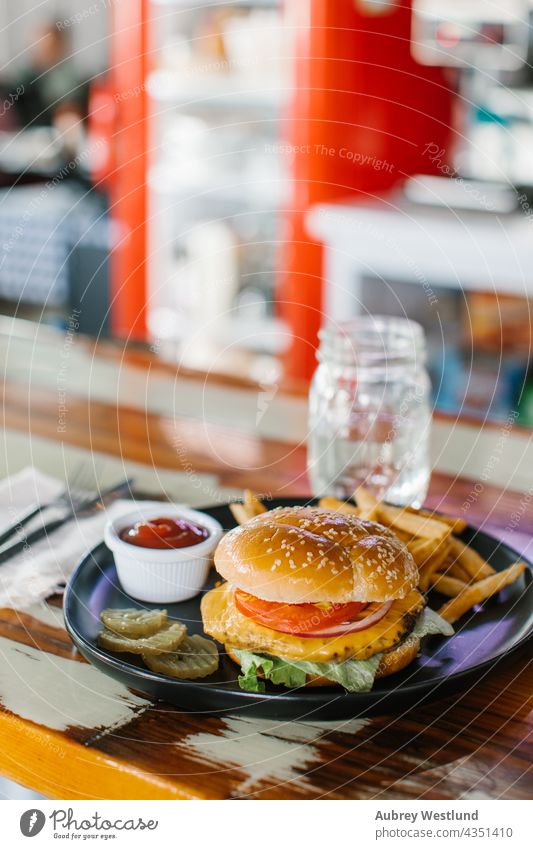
[0,710,212,800]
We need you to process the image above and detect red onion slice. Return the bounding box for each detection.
[294,600,393,638]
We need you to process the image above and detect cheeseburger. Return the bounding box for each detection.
[201,506,452,693]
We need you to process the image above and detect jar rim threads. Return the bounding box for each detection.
[318,315,426,369]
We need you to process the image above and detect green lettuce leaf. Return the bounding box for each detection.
[289,654,382,692]
[411,606,454,639]
[235,649,380,694]
[234,607,454,693]
[237,651,307,693]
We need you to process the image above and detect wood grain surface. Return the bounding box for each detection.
[0,328,531,800]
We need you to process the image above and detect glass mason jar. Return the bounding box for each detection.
[307,316,431,506]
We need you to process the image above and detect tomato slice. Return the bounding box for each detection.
[234,589,367,635]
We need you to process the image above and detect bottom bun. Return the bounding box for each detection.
[226,635,421,688]
[375,634,421,679]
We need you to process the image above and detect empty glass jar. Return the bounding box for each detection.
[307,316,431,506]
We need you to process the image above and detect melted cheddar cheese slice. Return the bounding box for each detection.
[201,582,425,663]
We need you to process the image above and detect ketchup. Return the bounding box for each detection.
[120,516,209,549]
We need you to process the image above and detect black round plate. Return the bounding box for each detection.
[63,498,533,719]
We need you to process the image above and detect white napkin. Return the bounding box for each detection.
[0,467,166,610]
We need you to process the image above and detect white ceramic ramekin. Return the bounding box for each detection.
[104,505,223,603]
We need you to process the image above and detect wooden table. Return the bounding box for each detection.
[0,322,531,800]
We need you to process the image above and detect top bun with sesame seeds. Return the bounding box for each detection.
[214,506,418,604]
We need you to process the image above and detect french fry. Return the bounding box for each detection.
[359,506,379,521]
[431,572,468,597]
[244,490,267,516]
[419,541,452,591]
[438,561,526,624]
[391,527,414,544]
[229,503,255,525]
[445,559,472,583]
[407,537,437,567]
[318,496,341,511]
[353,485,378,512]
[448,536,495,580]
[377,502,451,541]
[230,490,268,525]
[405,506,467,534]
[318,497,359,516]
[353,486,379,520]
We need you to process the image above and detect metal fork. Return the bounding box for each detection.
[0,460,105,547]
[0,474,133,565]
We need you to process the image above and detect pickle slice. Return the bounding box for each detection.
[98,622,186,655]
[143,634,219,680]
[101,608,167,639]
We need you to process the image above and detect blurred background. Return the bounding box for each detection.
[1,0,533,425]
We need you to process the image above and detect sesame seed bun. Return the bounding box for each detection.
[215,506,418,604]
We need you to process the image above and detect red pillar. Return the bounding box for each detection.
[108,0,150,341]
[279,0,455,381]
